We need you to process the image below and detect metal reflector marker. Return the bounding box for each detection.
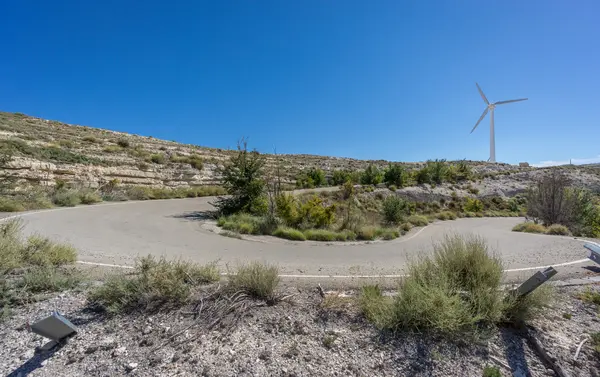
[30,311,78,342]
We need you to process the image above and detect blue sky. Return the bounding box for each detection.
[1,1,599,165]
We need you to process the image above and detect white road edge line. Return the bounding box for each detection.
[4,202,597,279]
[77,257,593,278]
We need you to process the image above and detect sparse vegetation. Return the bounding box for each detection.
[1,219,80,320]
[545,224,571,236]
[227,262,279,301]
[272,227,306,241]
[482,365,502,377]
[382,195,408,224]
[149,153,166,164]
[512,222,547,234]
[88,255,220,314]
[359,235,551,337]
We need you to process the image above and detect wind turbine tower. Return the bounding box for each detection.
[471,83,527,163]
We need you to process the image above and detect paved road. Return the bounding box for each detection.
[5,197,599,282]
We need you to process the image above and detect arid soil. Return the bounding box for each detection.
[2,282,600,377]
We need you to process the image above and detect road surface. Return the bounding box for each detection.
[5,197,598,282]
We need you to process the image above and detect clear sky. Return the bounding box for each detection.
[1,1,599,165]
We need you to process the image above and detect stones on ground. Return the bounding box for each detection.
[142,325,152,335]
[112,346,127,358]
[125,362,138,372]
[84,344,98,354]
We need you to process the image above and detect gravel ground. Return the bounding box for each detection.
[2,284,600,377]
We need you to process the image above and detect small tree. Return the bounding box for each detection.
[383,163,407,188]
[361,165,383,185]
[213,139,265,216]
[527,170,574,226]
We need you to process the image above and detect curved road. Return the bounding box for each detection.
[6,197,598,282]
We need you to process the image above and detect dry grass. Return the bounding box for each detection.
[512,222,547,234]
[227,262,280,301]
[359,235,551,337]
[88,255,220,314]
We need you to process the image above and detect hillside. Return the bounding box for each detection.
[0,111,599,197]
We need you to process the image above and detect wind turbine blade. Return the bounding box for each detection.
[476,83,489,105]
[470,108,488,133]
[494,98,528,105]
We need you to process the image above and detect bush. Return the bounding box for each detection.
[296,168,326,188]
[103,145,121,153]
[382,195,408,224]
[88,256,219,314]
[377,228,400,240]
[464,198,484,213]
[19,267,82,294]
[213,139,266,216]
[482,366,502,377]
[407,215,429,227]
[0,198,26,212]
[275,193,299,226]
[228,262,279,301]
[116,139,130,148]
[331,170,357,185]
[82,136,98,143]
[218,213,275,235]
[415,165,432,184]
[545,224,571,236]
[383,164,407,188]
[79,190,102,205]
[357,226,377,240]
[189,156,203,170]
[304,229,354,241]
[360,235,520,337]
[512,222,546,234]
[52,190,81,207]
[436,211,458,221]
[503,285,553,324]
[297,196,336,228]
[428,159,448,185]
[24,235,78,267]
[150,153,166,164]
[360,165,383,185]
[272,227,306,241]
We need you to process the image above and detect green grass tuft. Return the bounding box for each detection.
[228,262,279,301]
[545,224,571,236]
[512,222,547,234]
[272,226,306,241]
[88,256,220,314]
[407,215,429,227]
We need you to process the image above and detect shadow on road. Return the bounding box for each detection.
[170,211,214,222]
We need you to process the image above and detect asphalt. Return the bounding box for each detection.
[4,197,599,284]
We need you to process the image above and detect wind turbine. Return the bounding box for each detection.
[471,83,527,163]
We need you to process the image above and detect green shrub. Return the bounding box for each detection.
[218,213,274,235]
[360,165,383,185]
[228,262,279,301]
[19,267,82,294]
[331,170,357,185]
[52,190,81,207]
[383,164,407,188]
[213,139,266,216]
[276,193,299,226]
[436,211,457,221]
[388,184,397,192]
[428,159,448,185]
[304,229,353,241]
[88,256,219,314]
[357,226,377,240]
[272,227,306,241]
[503,284,553,323]
[382,195,408,224]
[298,196,336,228]
[24,235,77,266]
[0,198,26,212]
[545,224,571,236]
[482,365,502,377]
[401,222,413,232]
[578,288,600,306]
[79,190,102,205]
[189,156,203,170]
[361,235,514,337]
[415,165,432,184]
[296,168,326,188]
[377,228,400,240]
[82,136,99,143]
[464,198,484,213]
[116,139,130,148]
[407,215,429,227]
[512,222,546,234]
[103,145,122,153]
[150,153,166,164]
